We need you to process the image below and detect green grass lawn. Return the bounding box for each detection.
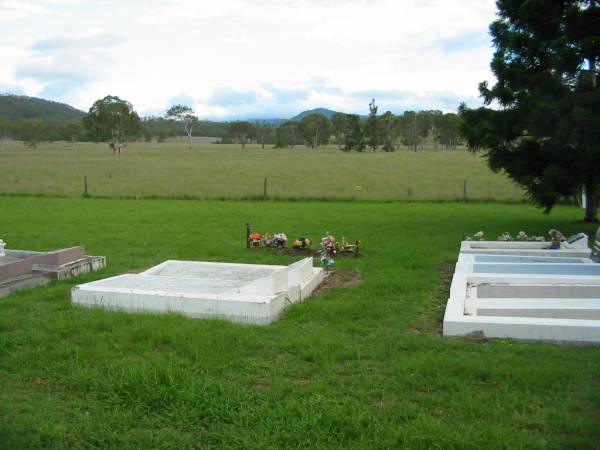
[0,139,525,202]
[0,196,598,449]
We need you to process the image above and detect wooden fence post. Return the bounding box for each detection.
[246,222,251,249]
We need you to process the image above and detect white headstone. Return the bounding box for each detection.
[565,233,588,249]
[0,239,5,257]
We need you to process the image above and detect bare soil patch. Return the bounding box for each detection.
[248,247,363,258]
[312,269,362,297]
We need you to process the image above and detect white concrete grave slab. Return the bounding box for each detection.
[72,258,324,324]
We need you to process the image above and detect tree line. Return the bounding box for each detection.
[1,96,462,152]
[0,112,234,149]
[0,116,87,149]
[223,101,461,151]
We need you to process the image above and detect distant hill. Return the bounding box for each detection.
[290,108,339,121]
[0,95,360,127]
[243,109,341,124]
[248,118,287,126]
[0,95,85,123]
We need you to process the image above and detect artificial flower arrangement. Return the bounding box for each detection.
[336,236,362,254]
[248,232,262,247]
[320,233,336,270]
[273,233,288,248]
[497,232,513,242]
[246,226,360,256]
[496,230,546,242]
[548,229,565,249]
[293,236,311,249]
[465,229,560,244]
[262,233,274,247]
[248,231,308,249]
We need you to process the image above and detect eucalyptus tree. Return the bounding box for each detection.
[298,113,330,148]
[437,113,461,150]
[427,110,444,149]
[400,111,421,151]
[380,111,397,152]
[330,112,348,149]
[276,121,301,148]
[166,104,198,150]
[254,123,274,149]
[83,95,142,155]
[342,114,365,152]
[21,118,46,150]
[229,121,255,149]
[459,0,600,222]
[63,123,83,146]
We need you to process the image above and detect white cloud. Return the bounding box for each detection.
[1,0,498,117]
[0,0,56,20]
[14,30,124,103]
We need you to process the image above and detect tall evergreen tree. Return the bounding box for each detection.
[459,0,600,222]
[365,98,381,150]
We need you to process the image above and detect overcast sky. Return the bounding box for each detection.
[0,0,498,119]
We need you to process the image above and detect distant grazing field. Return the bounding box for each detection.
[0,138,525,202]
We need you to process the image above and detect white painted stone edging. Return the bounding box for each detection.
[72,258,324,324]
[443,270,600,345]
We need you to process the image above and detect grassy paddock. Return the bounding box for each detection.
[0,196,598,448]
[0,139,525,202]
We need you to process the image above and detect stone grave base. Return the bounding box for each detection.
[0,247,106,298]
[72,258,324,324]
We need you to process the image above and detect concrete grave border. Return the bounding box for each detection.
[443,240,600,345]
[72,258,324,324]
[0,246,106,298]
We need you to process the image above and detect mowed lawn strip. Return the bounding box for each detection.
[0,140,525,202]
[0,197,598,449]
